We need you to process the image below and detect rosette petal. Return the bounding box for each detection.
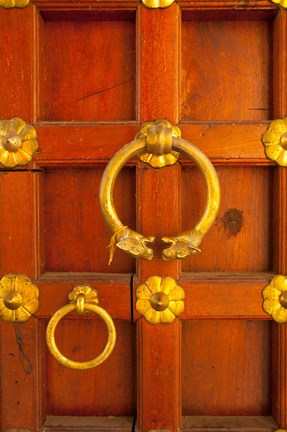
[22,139,38,155]
[136,299,152,316]
[145,276,161,293]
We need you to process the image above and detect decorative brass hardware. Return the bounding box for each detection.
[262,118,287,166]
[136,120,180,168]
[0,0,29,8]
[99,120,220,263]
[0,274,39,323]
[142,0,175,8]
[0,118,38,168]
[136,276,185,324]
[46,286,116,370]
[271,0,287,8]
[263,275,287,323]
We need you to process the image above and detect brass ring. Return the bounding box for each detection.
[99,135,220,261]
[46,302,116,370]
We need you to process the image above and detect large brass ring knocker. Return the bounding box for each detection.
[99,120,220,262]
[46,286,116,370]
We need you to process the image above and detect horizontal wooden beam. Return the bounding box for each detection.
[43,416,134,431]
[182,416,278,432]
[36,273,132,319]
[32,122,273,167]
[134,272,273,320]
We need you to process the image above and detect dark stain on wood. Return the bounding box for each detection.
[220,208,244,238]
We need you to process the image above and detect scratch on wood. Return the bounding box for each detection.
[74,76,135,102]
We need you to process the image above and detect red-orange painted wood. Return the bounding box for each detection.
[137,319,181,432]
[1,1,286,431]
[182,416,277,432]
[0,5,36,122]
[134,273,272,320]
[182,320,272,415]
[272,9,287,429]
[0,172,44,279]
[136,4,182,432]
[137,3,180,123]
[45,320,135,416]
[181,20,272,122]
[33,122,273,168]
[0,319,44,431]
[39,19,136,122]
[181,166,273,272]
[36,280,131,319]
[44,167,135,273]
[43,415,134,431]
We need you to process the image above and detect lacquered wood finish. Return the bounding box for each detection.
[272,9,287,429]
[0,1,286,431]
[135,4,182,431]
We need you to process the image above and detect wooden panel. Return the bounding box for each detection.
[182,416,278,432]
[46,320,135,416]
[181,20,272,121]
[39,17,135,121]
[0,6,35,121]
[0,319,44,431]
[182,167,273,272]
[182,320,272,415]
[0,172,44,278]
[43,416,134,432]
[44,167,135,273]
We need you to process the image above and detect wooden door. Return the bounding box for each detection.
[0,1,286,432]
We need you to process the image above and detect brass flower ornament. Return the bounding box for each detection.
[0,118,38,168]
[262,118,287,166]
[142,0,175,8]
[0,273,39,323]
[271,0,287,8]
[263,275,287,323]
[0,0,29,8]
[136,276,185,324]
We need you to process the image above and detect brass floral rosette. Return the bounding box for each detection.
[0,273,39,323]
[263,275,287,323]
[136,276,185,324]
[271,0,287,8]
[0,0,29,7]
[0,118,38,168]
[262,118,287,166]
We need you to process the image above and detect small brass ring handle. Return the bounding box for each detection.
[99,130,220,261]
[46,297,116,370]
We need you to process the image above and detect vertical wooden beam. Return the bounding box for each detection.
[0,172,44,431]
[0,172,44,279]
[272,9,287,429]
[0,4,36,122]
[136,4,182,431]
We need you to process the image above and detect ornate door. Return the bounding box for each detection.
[0,1,287,432]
